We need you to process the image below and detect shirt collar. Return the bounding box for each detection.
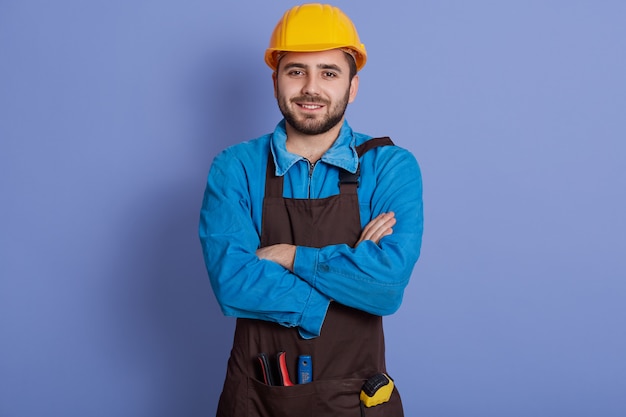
[270,119,359,176]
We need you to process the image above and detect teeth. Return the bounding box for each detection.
[301,104,321,109]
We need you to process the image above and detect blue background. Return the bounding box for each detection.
[1,1,625,416]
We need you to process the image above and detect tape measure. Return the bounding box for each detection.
[360,373,394,407]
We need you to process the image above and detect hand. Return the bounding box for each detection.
[256,244,296,272]
[356,212,396,246]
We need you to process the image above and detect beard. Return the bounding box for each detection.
[276,88,350,136]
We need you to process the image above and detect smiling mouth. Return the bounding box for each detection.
[298,103,324,110]
[292,96,328,110]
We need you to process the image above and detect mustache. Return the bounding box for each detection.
[290,96,329,105]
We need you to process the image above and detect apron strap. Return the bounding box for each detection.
[356,136,394,156]
[265,152,283,198]
[340,136,395,194]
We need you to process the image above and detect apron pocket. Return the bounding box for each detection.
[316,379,404,417]
[248,377,316,417]
[248,377,369,417]
[314,378,364,415]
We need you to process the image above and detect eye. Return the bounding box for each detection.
[287,69,305,77]
[323,71,338,78]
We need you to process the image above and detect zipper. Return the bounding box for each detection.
[307,159,317,199]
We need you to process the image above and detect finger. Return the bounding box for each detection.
[365,214,396,238]
[361,213,392,238]
[368,224,394,243]
[358,213,396,244]
[362,212,395,234]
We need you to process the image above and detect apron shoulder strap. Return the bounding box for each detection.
[355,136,394,157]
[340,136,395,194]
[265,152,283,198]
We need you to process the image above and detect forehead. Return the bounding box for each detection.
[277,49,351,71]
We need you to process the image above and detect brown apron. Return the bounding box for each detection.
[216,137,403,417]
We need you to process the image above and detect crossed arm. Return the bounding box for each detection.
[201,143,422,337]
[256,212,397,271]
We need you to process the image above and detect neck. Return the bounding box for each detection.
[285,120,344,162]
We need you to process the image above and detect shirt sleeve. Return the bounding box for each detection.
[199,148,331,338]
[292,147,424,316]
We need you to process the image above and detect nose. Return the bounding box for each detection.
[301,75,319,96]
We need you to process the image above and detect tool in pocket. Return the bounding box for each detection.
[360,373,394,407]
[257,351,307,386]
[297,354,312,384]
[257,353,275,386]
[276,351,295,386]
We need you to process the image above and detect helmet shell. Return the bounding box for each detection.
[265,3,367,71]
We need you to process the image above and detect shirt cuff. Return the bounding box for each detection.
[298,287,331,339]
[293,245,320,286]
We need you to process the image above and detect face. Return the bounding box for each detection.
[273,49,359,136]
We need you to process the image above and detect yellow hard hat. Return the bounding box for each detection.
[265,3,367,71]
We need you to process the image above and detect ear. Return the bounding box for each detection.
[272,71,278,98]
[348,74,359,104]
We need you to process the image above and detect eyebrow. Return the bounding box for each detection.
[282,62,344,73]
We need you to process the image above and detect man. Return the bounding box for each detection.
[199,3,423,416]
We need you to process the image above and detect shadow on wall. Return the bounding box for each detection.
[106,46,276,416]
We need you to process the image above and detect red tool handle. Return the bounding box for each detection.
[277,351,294,386]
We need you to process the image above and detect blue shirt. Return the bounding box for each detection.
[199,120,423,338]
